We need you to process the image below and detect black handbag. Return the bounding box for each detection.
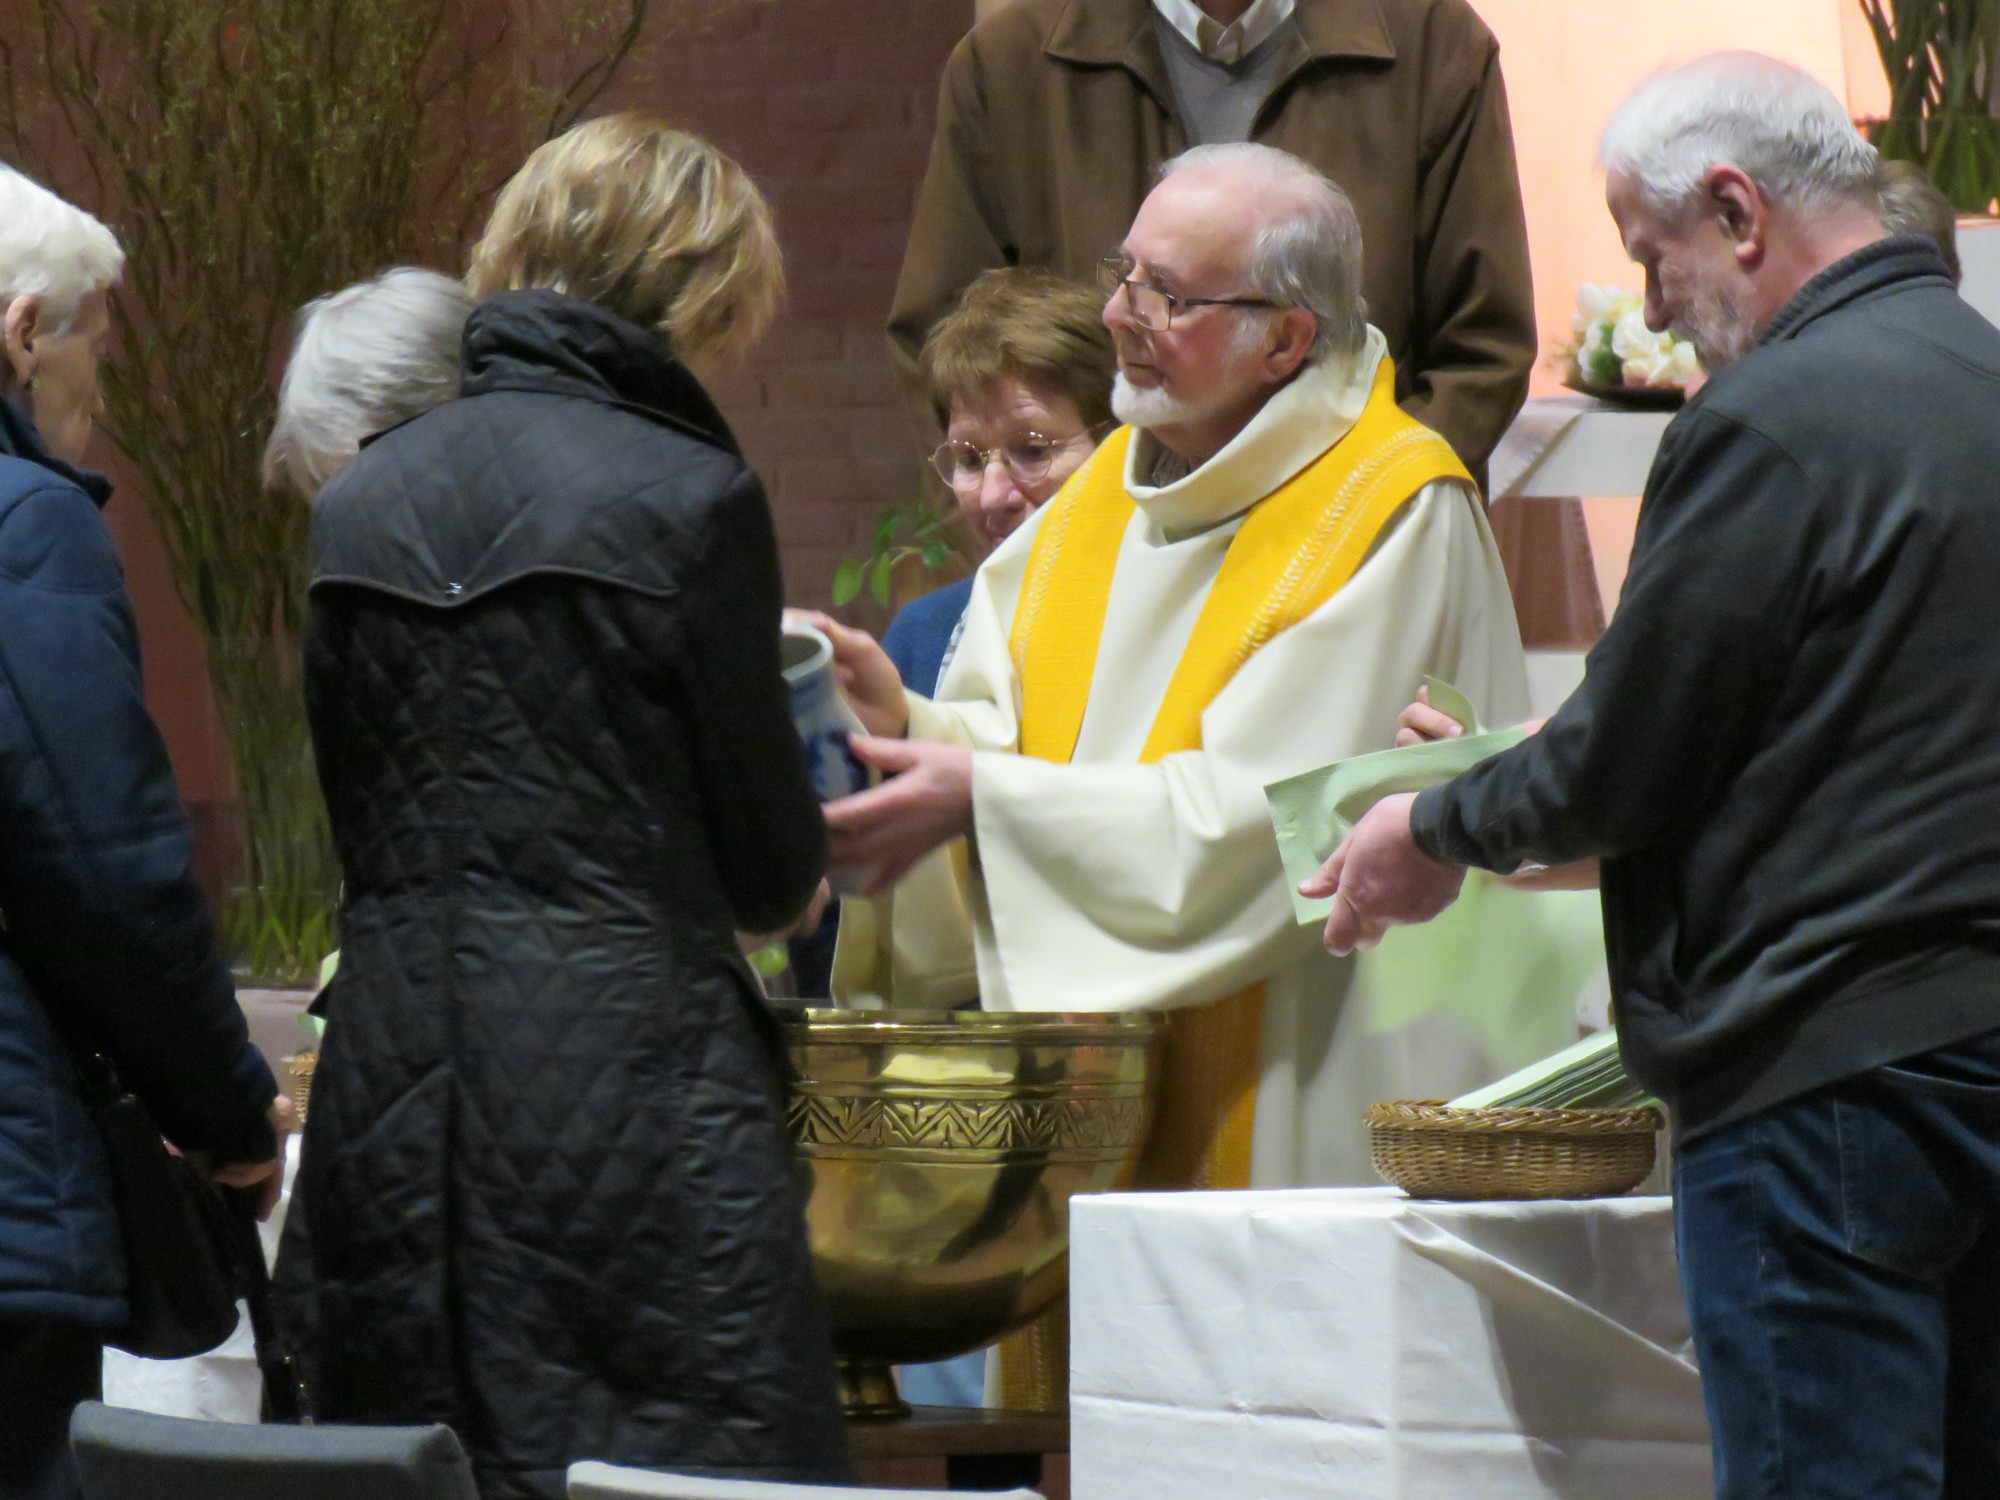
[72,1051,243,1360]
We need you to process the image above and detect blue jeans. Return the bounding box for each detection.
[1674,1028,2000,1500]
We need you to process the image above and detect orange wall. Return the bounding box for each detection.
[1466,0,1858,395]
[1465,0,1878,604]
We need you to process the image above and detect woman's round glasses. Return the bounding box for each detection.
[930,431,1088,490]
[1098,253,1274,332]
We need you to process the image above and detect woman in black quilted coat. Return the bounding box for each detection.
[284,116,848,1497]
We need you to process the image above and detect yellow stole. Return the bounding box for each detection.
[994,356,1470,1408]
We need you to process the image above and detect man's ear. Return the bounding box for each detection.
[1260,307,1319,382]
[1704,164,1767,270]
[1,295,41,397]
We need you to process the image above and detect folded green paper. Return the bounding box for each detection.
[1262,683,1606,1062]
[1449,1026,1658,1111]
[1266,726,1526,925]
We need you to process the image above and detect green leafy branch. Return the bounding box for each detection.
[1863,0,2000,213]
[832,500,964,609]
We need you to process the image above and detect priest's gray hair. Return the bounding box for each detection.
[266,267,473,499]
[1160,143,1367,364]
[1599,52,1879,221]
[0,164,125,334]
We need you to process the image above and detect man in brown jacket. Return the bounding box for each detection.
[889,0,1537,480]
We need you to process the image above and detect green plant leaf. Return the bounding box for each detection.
[832,557,865,607]
[1589,340,1624,388]
[870,553,895,606]
[921,541,953,569]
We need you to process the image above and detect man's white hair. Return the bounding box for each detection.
[1159,143,1368,362]
[0,164,125,335]
[266,267,473,498]
[1599,52,1879,220]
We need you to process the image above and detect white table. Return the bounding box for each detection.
[1495,396,1674,502]
[1071,1186,1710,1500]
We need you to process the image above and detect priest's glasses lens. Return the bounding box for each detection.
[1099,254,1171,331]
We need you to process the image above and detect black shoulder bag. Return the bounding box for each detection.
[74,1052,314,1420]
[71,1050,243,1360]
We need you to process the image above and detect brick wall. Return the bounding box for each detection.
[93,0,971,849]
[593,0,973,604]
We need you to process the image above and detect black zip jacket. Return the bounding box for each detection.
[1413,238,2000,1138]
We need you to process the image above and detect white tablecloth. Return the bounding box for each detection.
[1071,1186,1710,1500]
[101,1134,302,1422]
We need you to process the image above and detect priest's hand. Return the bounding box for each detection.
[823,736,974,893]
[1395,683,1466,747]
[1298,793,1466,955]
[787,609,909,738]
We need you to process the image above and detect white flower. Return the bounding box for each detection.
[1611,307,1659,361]
[1667,342,1699,382]
[1623,350,1672,387]
[1577,283,1620,322]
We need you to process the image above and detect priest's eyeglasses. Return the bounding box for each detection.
[930,431,1094,490]
[1099,253,1275,332]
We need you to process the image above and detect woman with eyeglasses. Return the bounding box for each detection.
[883,268,1117,696]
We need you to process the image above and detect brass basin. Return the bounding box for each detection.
[779,1007,1161,1418]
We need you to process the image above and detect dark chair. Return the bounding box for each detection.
[69,1402,479,1500]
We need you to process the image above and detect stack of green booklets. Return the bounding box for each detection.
[1449,1026,1658,1111]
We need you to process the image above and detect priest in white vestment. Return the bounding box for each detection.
[823,144,1558,1192]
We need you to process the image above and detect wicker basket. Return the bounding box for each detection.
[1364,1099,1662,1201]
[285,1052,317,1127]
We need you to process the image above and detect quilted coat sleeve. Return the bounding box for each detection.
[0,479,277,1161]
[672,468,828,935]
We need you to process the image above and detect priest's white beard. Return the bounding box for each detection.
[1111,371,1205,430]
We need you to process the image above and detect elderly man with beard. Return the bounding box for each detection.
[1309,54,2000,1500]
[824,142,1525,1349]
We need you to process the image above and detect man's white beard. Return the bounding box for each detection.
[1673,275,1760,373]
[1111,371,1202,430]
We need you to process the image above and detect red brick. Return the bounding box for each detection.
[771,499,866,548]
[814,129,936,184]
[758,316,844,362]
[733,409,855,460]
[763,0,914,50]
[840,221,915,270]
[782,543,857,604]
[769,362,902,409]
[766,179,915,229]
[767,85,911,136]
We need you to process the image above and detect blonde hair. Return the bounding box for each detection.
[467,113,782,368]
[919,269,1117,430]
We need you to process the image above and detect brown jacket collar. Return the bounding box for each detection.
[1045,0,1396,67]
[1044,0,1395,115]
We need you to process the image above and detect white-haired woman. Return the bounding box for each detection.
[281,116,845,1496]
[265,267,473,499]
[0,166,284,1499]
